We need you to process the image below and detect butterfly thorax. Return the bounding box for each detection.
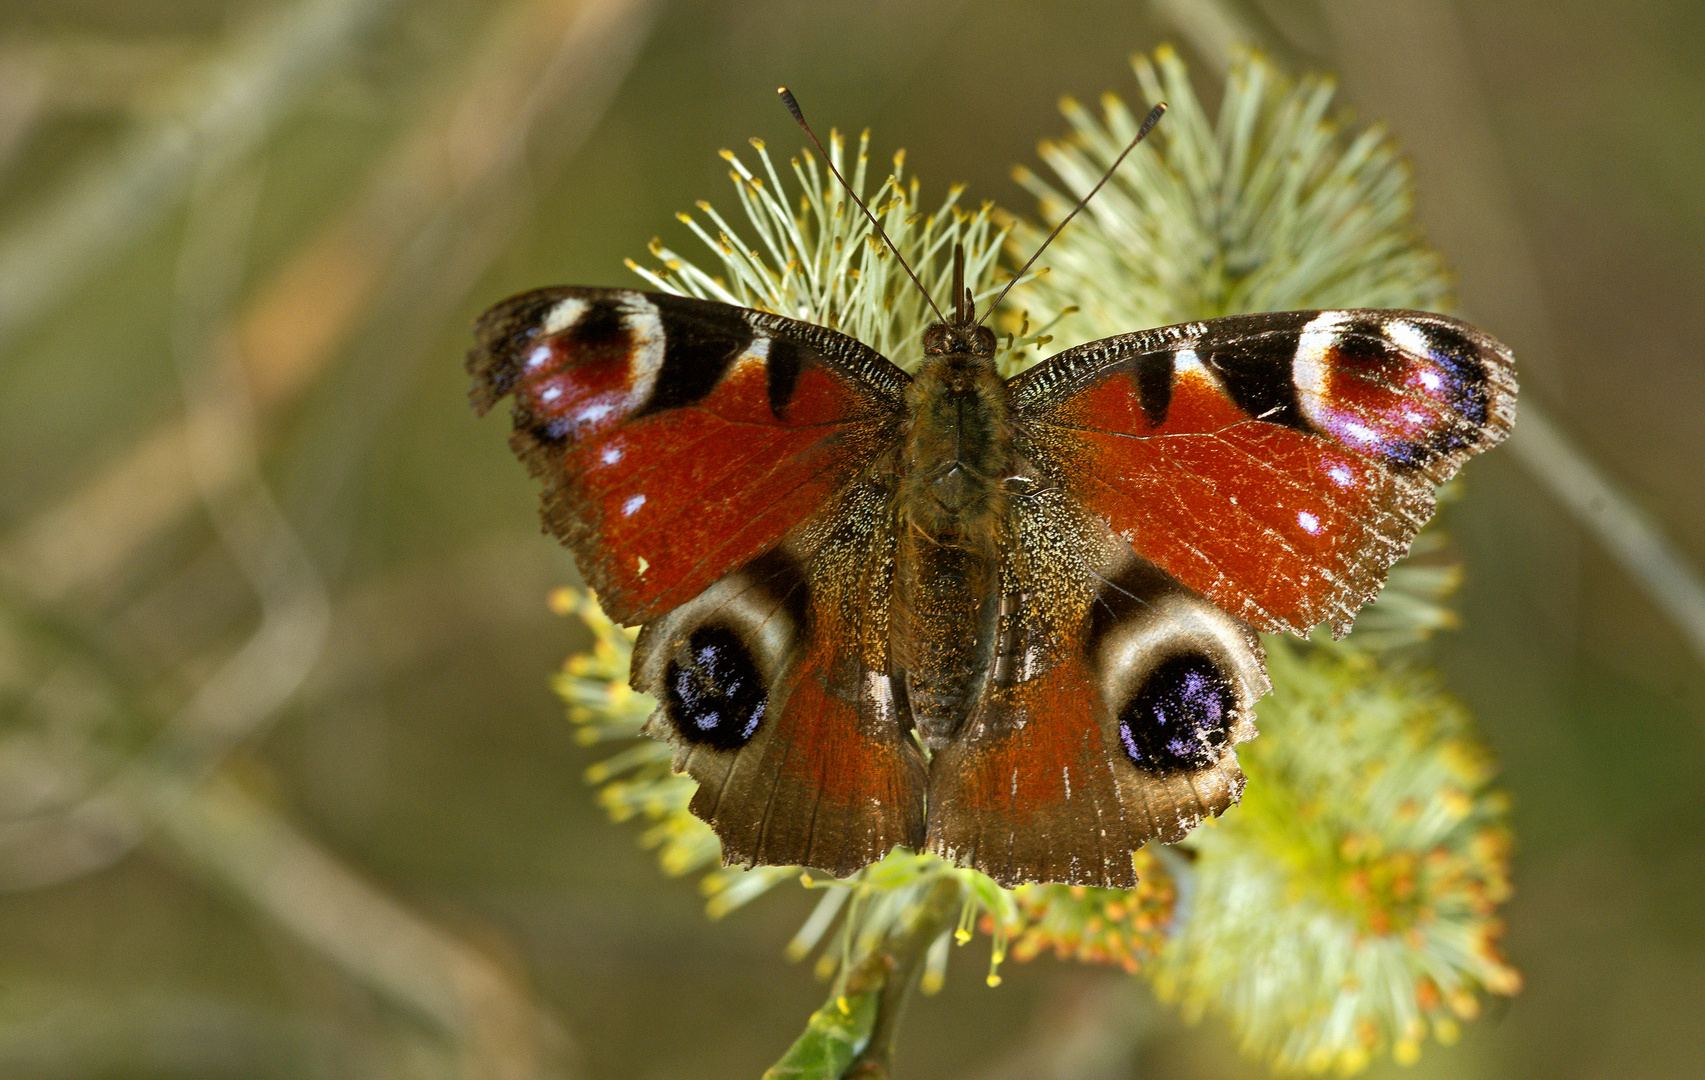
[893,321,1011,747]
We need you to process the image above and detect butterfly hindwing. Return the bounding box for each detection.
[631,477,927,877]
[1010,310,1517,636]
[923,489,1265,888]
[468,287,909,625]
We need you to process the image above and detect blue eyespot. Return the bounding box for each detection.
[664,625,767,750]
[1118,654,1235,772]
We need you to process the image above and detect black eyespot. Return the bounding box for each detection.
[663,625,768,750]
[1117,654,1236,773]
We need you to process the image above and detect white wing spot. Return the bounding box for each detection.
[1173,348,1207,376]
[636,555,649,575]
[1293,311,1355,427]
[622,494,646,517]
[1385,319,1432,360]
[1341,420,1377,444]
[601,444,623,464]
[1297,510,1323,534]
[574,402,614,427]
[732,334,772,371]
[542,296,590,336]
[863,670,895,726]
[622,295,667,413]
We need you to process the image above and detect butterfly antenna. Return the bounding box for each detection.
[778,87,948,325]
[975,101,1167,328]
[952,243,970,323]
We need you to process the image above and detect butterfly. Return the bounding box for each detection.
[466,102,1516,890]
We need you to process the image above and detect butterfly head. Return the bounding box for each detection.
[920,243,997,359]
[921,320,997,358]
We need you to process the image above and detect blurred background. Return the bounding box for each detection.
[0,0,1701,1077]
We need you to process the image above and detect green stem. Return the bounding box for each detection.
[844,875,964,1079]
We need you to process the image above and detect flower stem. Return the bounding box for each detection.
[844,875,965,1079]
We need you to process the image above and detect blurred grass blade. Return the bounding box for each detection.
[0,0,406,354]
[1,0,660,603]
[151,773,576,1080]
[1508,402,1705,668]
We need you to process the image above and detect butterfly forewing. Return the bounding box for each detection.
[467,287,909,625]
[1009,310,1517,637]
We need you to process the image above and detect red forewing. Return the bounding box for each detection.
[1010,310,1517,636]
[468,287,907,625]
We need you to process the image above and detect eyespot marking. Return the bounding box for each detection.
[1117,654,1237,773]
[663,625,768,750]
[1292,313,1502,472]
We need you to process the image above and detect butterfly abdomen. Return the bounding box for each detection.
[893,354,1015,746]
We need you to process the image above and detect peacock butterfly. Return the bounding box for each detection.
[466,97,1516,889]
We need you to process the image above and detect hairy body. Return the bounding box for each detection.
[893,323,1012,746]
